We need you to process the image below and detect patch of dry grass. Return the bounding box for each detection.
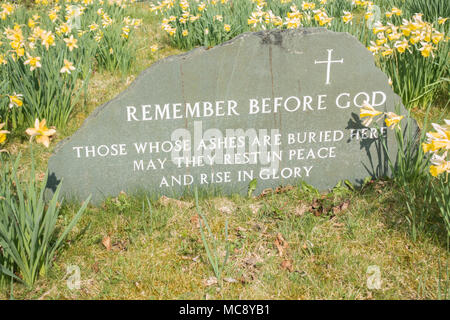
[3,181,448,300]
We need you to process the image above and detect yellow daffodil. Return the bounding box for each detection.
[422,142,432,154]
[88,23,99,31]
[189,15,200,22]
[384,112,403,129]
[24,53,42,71]
[64,35,78,51]
[389,7,402,16]
[376,33,387,46]
[394,39,409,53]
[301,1,315,10]
[48,10,57,22]
[122,25,130,38]
[364,11,373,20]
[367,41,381,55]
[41,31,55,50]
[387,32,401,41]
[409,33,421,45]
[182,29,188,37]
[381,45,394,57]
[432,31,444,45]
[372,22,386,34]
[438,17,448,25]
[150,44,158,52]
[0,54,7,65]
[342,11,353,24]
[418,42,435,58]
[25,118,56,148]
[429,152,449,177]
[224,24,231,32]
[60,59,75,74]
[8,92,23,108]
[427,122,450,152]
[28,18,37,28]
[0,122,9,144]
[198,3,206,11]
[400,24,411,37]
[359,101,382,126]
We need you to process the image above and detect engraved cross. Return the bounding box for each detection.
[314,49,344,85]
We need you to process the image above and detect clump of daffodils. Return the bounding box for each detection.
[0,0,142,130]
[422,120,450,177]
[367,12,446,59]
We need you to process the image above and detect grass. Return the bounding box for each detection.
[3,181,449,299]
[1,2,449,299]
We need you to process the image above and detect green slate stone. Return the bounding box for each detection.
[46,28,418,203]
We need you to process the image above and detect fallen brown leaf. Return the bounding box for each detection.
[311,199,324,216]
[190,214,200,227]
[274,233,289,257]
[92,261,99,273]
[102,236,112,251]
[258,188,273,198]
[275,185,295,194]
[332,200,350,215]
[281,259,293,272]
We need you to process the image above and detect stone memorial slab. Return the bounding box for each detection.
[47,28,417,203]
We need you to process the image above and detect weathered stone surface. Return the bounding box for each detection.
[47,28,417,203]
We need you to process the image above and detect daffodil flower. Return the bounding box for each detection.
[438,17,448,25]
[429,152,449,177]
[25,118,56,148]
[24,53,41,71]
[342,11,353,24]
[418,42,435,58]
[8,92,23,108]
[359,102,382,126]
[301,2,315,10]
[372,21,386,34]
[384,112,403,129]
[391,7,402,16]
[0,54,7,65]
[0,122,9,144]
[41,31,55,50]
[367,41,381,55]
[431,31,444,45]
[64,35,78,51]
[60,59,75,74]
[394,39,410,53]
[381,45,394,57]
